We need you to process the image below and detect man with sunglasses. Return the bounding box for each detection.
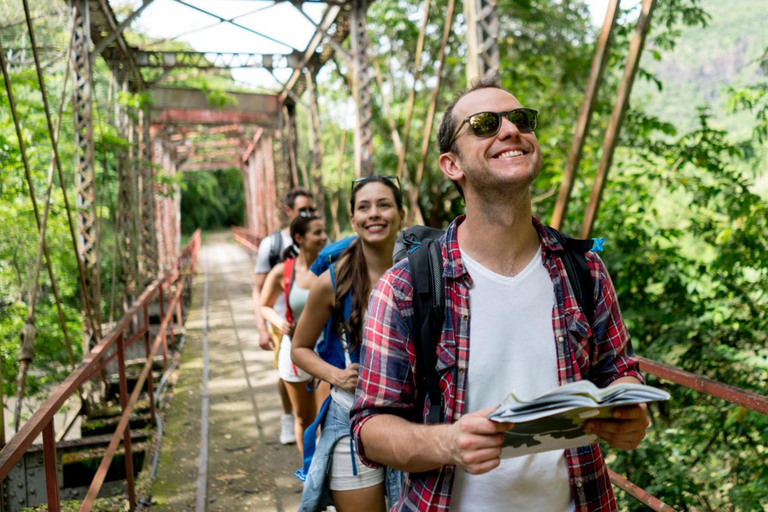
[351,77,649,511]
[253,187,315,445]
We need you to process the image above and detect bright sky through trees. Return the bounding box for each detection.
[127,0,633,90]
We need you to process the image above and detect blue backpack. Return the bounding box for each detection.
[310,235,360,370]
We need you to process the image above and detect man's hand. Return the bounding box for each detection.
[443,408,513,475]
[583,403,650,450]
[258,327,274,351]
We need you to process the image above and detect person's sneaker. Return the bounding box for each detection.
[280,413,296,445]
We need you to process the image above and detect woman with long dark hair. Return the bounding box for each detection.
[260,212,327,457]
[292,176,405,512]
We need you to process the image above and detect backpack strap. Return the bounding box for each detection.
[268,230,284,268]
[329,262,356,364]
[283,257,296,325]
[544,227,595,326]
[408,238,445,424]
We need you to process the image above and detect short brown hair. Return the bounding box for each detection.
[284,187,314,209]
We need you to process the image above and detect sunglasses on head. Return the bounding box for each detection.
[447,108,538,149]
[350,175,401,194]
[298,210,318,219]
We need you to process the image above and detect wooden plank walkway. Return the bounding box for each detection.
[151,232,304,511]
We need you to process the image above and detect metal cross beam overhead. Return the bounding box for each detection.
[133,51,296,70]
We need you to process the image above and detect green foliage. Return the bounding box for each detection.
[594,105,768,512]
[180,168,245,234]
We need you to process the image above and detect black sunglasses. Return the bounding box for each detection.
[350,175,401,194]
[447,108,538,149]
[298,210,319,219]
[298,206,317,214]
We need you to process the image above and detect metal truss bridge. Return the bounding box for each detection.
[0,0,767,510]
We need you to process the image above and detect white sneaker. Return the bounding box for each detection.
[280,413,296,445]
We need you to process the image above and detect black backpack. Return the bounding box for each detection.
[392,225,596,424]
[268,230,285,268]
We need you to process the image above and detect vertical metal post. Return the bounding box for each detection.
[241,159,253,232]
[305,70,325,214]
[261,137,274,238]
[464,0,500,83]
[247,154,259,237]
[154,136,170,273]
[581,0,658,239]
[72,0,102,348]
[350,0,374,177]
[252,151,264,237]
[116,72,137,307]
[158,284,168,370]
[244,155,256,236]
[138,110,158,287]
[42,423,61,512]
[263,138,279,233]
[550,0,621,230]
[144,310,156,423]
[115,332,136,509]
[167,285,176,350]
[282,104,300,187]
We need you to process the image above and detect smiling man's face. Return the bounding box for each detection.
[448,87,543,197]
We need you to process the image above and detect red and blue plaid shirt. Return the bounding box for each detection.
[351,216,643,511]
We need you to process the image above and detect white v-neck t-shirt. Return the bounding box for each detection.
[449,245,574,512]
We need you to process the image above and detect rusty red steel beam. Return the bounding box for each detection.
[42,423,61,512]
[144,304,157,423]
[115,332,136,509]
[80,275,187,511]
[639,357,768,415]
[232,226,260,253]
[608,470,678,511]
[153,108,269,126]
[180,161,241,172]
[91,325,150,375]
[241,127,264,163]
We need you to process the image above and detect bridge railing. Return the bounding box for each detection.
[608,356,768,511]
[231,226,261,253]
[0,229,202,512]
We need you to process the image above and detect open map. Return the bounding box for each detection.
[487,380,670,458]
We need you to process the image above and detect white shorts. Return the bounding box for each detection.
[278,334,311,383]
[329,436,385,491]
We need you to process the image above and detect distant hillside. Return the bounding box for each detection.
[633,0,768,138]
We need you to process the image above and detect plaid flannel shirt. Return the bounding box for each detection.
[350,215,643,512]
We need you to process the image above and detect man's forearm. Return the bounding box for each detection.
[251,286,269,332]
[360,414,452,473]
[252,274,269,334]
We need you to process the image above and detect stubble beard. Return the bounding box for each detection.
[459,151,542,212]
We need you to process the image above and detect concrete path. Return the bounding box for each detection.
[152,232,304,511]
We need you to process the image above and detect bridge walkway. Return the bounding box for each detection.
[151,232,304,511]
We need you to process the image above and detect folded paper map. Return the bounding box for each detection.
[487,380,670,458]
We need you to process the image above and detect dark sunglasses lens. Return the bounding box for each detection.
[468,112,501,138]
[507,109,537,133]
